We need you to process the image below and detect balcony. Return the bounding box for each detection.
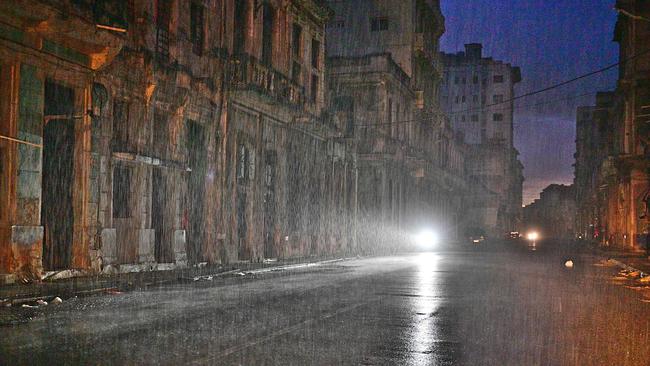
[230,53,305,107]
[0,0,125,69]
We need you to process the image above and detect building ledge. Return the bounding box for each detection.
[0,0,125,70]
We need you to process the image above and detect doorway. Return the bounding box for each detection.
[263,151,276,258]
[261,4,275,65]
[42,81,75,270]
[152,168,171,262]
[234,0,249,55]
[186,120,206,263]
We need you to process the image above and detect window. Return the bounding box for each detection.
[261,4,275,65]
[472,95,478,103]
[333,96,354,136]
[155,0,172,60]
[234,0,249,54]
[461,115,466,122]
[370,17,389,31]
[328,20,345,29]
[190,2,205,55]
[481,95,486,105]
[493,94,504,103]
[471,114,479,122]
[493,75,504,83]
[75,0,129,30]
[311,74,319,104]
[292,24,302,60]
[493,113,504,121]
[473,75,479,84]
[388,180,393,212]
[0,146,5,221]
[454,76,459,84]
[455,96,460,104]
[311,39,320,69]
[112,100,129,150]
[396,103,400,137]
[462,77,466,84]
[292,62,301,83]
[237,142,254,183]
[113,165,131,218]
[461,95,466,103]
[153,111,169,157]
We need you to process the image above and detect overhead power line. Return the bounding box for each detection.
[355,91,598,128]
[354,47,650,128]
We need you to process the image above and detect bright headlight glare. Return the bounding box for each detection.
[415,230,438,248]
[527,231,539,241]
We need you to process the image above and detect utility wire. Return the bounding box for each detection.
[356,91,598,128]
[354,47,650,129]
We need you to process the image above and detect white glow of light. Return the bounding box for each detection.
[414,230,438,249]
[527,231,539,241]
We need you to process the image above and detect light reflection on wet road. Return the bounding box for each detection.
[408,253,442,365]
[1,242,650,365]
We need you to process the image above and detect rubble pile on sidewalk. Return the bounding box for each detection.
[597,257,650,303]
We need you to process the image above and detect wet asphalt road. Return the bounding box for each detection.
[2,241,650,365]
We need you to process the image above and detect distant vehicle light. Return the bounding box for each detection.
[527,231,539,241]
[415,229,438,249]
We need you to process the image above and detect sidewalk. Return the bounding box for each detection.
[591,244,650,276]
[0,256,352,306]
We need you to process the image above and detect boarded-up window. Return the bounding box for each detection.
[113,165,131,218]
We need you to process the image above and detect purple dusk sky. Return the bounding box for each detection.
[439,0,619,205]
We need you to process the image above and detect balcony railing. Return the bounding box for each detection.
[230,54,305,107]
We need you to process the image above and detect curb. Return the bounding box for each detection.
[0,256,359,305]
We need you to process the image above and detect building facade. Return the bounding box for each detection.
[523,184,576,240]
[573,1,649,250]
[326,0,468,248]
[574,92,616,241]
[439,43,524,238]
[0,0,357,283]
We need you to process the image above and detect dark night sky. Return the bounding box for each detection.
[439,0,619,204]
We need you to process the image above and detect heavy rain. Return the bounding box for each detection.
[0,0,649,365]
